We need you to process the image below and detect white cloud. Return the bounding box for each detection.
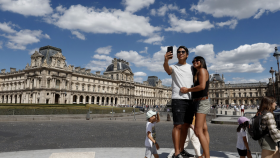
[139,47,148,54]
[85,54,113,72]
[141,34,164,45]
[0,22,16,33]
[123,0,155,13]
[162,78,172,86]
[71,31,85,40]
[28,47,39,55]
[115,45,178,72]
[0,0,53,16]
[46,4,161,38]
[3,29,50,50]
[254,9,265,19]
[165,14,214,33]
[152,4,188,16]
[216,19,238,29]
[134,72,147,76]
[134,77,144,83]
[191,0,280,20]
[191,43,278,73]
[95,46,112,55]
[150,8,156,16]
[226,77,269,84]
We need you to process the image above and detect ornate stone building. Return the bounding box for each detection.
[209,74,268,105]
[0,46,172,106]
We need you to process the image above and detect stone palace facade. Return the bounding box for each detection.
[0,46,172,106]
[209,74,268,105]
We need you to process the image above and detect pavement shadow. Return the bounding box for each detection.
[210,151,236,158]
[159,152,169,158]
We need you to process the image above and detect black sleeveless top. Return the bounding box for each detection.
[192,72,209,99]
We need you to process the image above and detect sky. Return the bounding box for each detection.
[0,0,280,86]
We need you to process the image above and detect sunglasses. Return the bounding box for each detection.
[177,51,186,54]
[192,59,200,63]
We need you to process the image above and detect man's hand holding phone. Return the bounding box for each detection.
[164,46,173,62]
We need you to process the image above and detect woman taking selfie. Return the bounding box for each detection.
[180,56,210,158]
[257,97,280,158]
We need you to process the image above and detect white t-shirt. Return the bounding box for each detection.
[241,105,244,110]
[170,63,194,99]
[145,122,156,147]
[236,128,248,150]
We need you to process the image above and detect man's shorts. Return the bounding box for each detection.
[145,145,158,157]
[172,99,194,125]
[241,109,244,113]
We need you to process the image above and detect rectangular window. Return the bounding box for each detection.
[82,86,84,91]
[76,85,78,90]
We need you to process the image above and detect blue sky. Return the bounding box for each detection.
[0,0,280,86]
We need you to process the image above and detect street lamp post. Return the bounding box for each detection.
[273,47,280,104]
[269,67,275,98]
[141,90,144,108]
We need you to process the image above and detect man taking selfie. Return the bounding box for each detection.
[163,46,194,158]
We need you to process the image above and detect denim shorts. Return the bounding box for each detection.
[171,99,195,125]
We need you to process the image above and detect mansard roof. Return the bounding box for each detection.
[39,45,62,65]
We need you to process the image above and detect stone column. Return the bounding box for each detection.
[77,96,80,104]
[83,95,86,104]
[89,97,91,104]
[12,95,15,103]
[94,96,97,104]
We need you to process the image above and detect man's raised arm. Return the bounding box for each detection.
[163,51,173,75]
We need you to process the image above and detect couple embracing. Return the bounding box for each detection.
[163,46,210,158]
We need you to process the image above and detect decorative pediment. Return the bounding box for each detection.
[31,51,43,58]
[122,69,133,75]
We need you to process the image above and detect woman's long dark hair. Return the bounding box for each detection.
[192,56,208,82]
[237,121,249,132]
[258,96,276,113]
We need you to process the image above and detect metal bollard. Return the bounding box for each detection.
[167,113,171,121]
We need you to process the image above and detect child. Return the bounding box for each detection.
[145,110,160,158]
[236,117,252,158]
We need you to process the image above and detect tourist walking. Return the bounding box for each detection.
[257,97,280,158]
[240,104,245,115]
[180,56,210,158]
[144,110,160,158]
[163,46,194,158]
[236,117,252,158]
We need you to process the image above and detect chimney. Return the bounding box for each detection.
[1,69,6,73]
[96,71,101,75]
[85,69,91,74]
[80,68,85,73]
[113,58,117,71]
[10,68,16,73]
[75,67,80,72]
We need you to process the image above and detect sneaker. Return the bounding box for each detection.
[173,154,183,158]
[181,150,194,157]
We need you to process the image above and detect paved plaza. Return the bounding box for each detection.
[0,113,262,157]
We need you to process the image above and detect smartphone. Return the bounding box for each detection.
[167,46,173,59]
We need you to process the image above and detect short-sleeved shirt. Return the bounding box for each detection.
[170,63,193,99]
[145,122,156,147]
[241,105,244,110]
[236,128,248,150]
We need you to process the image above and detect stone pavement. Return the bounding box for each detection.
[0,147,261,158]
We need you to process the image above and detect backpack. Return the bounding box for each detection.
[247,111,269,140]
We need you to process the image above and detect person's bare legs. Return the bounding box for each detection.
[179,123,189,153]
[195,113,210,158]
[172,124,182,156]
[153,154,159,158]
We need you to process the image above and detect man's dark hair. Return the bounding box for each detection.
[177,46,189,55]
